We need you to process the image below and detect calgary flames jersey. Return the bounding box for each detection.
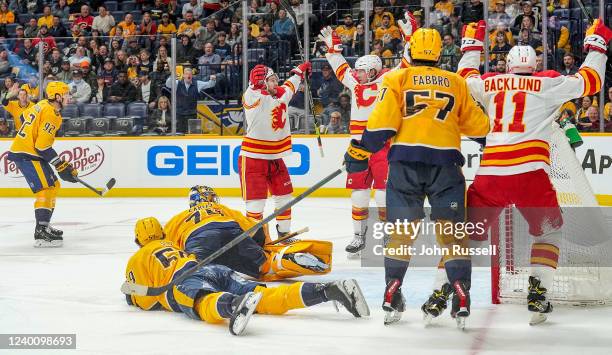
[458,50,607,176]
[241,74,302,160]
[9,100,63,161]
[163,201,258,250]
[361,66,489,165]
[125,240,197,311]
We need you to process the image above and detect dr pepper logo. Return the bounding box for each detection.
[1,145,105,178]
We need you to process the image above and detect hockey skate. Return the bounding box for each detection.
[33,225,63,248]
[229,291,262,336]
[422,283,452,325]
[285,253,329,272]
[383,279,405,325]
[323,279,370,318]
[48,225,64,237]
[276,225,299,245]
[346,228,367,259]
[527,276,553,326]
[450,280,470,330]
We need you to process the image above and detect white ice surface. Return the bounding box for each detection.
[1,197,611,355]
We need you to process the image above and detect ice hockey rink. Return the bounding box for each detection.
[2,197,612,355]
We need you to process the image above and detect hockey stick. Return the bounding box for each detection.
[265,226,309,246]
[278,0,325,157]
[76,177,116,197]
[121,166,346,297]
[575,0,595,24]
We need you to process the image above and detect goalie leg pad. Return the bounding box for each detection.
[260,240,333,281]
[253,283,307,315]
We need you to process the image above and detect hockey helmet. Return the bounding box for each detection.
[506,45,537,74]
[409,28,442,62]
[45,81,70,100]
[354,55,383,82]
[134,217,164,246]
[189,185,219,208]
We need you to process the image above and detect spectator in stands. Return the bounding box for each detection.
[435,0,454,19]
[504,0,521,21]
[560,53,577,75]
[226,22,242,48]
[47,48,63,76]
[183,0,203,19]
[375,14,401,53]
[198,42,221,81]
[74,4,94,32]
[214,32,232,59]
[576,96,594,123]
[0,48,9,77]
[288,82,305,131]
[195,19,219,50]
[311,63,343,107]
[69,46,91,69]
[535,53,543,72]
[320,94,350,134]
[139,49,154,72]
[140,12,158,50]
[32,25,56,55]
[272,9,295,42]
[490,29,512,64]
[158,13,177,38]
[446,12,463,42]
[10,24,25,52]
[126,38,143,57]
[115,50,129,72]
[92,44,109,71]
[80,61,96,89]
[154,45,172,71]
[151,60,171,88]
[0,116,9,137]
[495,58,507,73]
[370,39,393,66]
[488,0,512,28]
[440,34,461,71]
[0,2,15,25]
[321,110,347,134]
[178,10,202,38]
[462,0,484,24]
[517,28,541,50]
[259,22,279,42]
[99,58,117,85]
[89,77,107,104]
[68,69,91,105]
[148,95,171,134]
[370,2,394,31]
[53,0,70,19]
[127,55,142,82]
[165,67,216,133]
[112,13,138,39]
[137,67,160,110]
[352,23,366,56]
[336,14,356,48]
[513,1,539,31]
[176,35,197,65]
[216,0,234,33]
[148,0,167,20]
[57,59,72,83]
[37,4,53,28]
[0,76,15,101]
[92,5,115,35]
[49,16,68,40]
[108,70,139,104]
[604,87,612,123]
[578,106,600,132]
[18,38,37,65]
[386,0,404,20]
[24,17,38,38]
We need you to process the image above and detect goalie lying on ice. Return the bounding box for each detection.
[125,218,369,335]
[155,185,332,281]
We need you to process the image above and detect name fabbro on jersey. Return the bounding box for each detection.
[412,75,451,88]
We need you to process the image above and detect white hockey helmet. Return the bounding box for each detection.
[506,45,537,74]
[264,66,278,81]
[355,55,383,81]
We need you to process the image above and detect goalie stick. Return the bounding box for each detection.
[76,177,116,197]
[121,166,346,297]
[278,0,324,158]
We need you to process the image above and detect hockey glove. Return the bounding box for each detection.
[291,61,312,80]
[461,20,487,52]
[54,160,78,183]
[584,19,612,53]
[318,26,343,54]
[249,64,267,90]
[398,11,419,42]
[344,139,371,174]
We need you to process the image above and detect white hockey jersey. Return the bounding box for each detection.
[457,50,607,176]
[240,74,302,160]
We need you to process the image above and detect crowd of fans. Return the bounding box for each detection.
[0,0,609,137]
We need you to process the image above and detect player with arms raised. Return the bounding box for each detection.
[458,19,611,324]
[7,82,78,247]
[344,28,489,327]
[318,11,418,256]
[239,61,311,241]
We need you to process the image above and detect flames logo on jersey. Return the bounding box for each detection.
[354,83,378,108]
[271,103,287,131]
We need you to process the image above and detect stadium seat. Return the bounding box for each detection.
[188,119,202,134]
[81,103,104,118]
[112,11,125,21]
[63,117,87,136]
[61,104,79,119]
[112,117,134,135]
[105,1,118,11]
[17,14,33,24]
[127,102,147,119]
[553,9,570,20]
[6,23,17,37]
[121,2,138,11]
[87,117,111,136]
[104,103,126,118]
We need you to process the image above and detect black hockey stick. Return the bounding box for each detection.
[121,166,346,297]
[265,226,309,246]
[575,0,595,24]
[76,177,116,197]
[278,0,324,158]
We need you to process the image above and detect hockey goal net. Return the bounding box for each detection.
[490,125,612,305]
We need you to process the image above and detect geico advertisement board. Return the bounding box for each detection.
[0,136,610,196]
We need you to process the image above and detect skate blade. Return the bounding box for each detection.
[33,240,63,248]
[384,310,402,325]
[230,292,262,336]
[343,279,370,317]
[423,312,434,326]
[529,313,547,326]
[456,316,466,330]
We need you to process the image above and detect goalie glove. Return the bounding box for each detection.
[318,26,343,54]
[461,20,487,52]
[584,19,612,53]
[53,159,78,183]
[249,64,267,90]
[344,139,371,173]
[398,11,419,42]
[291,61,311,80]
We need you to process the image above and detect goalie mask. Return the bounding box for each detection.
[354,55,383,83]
[189,185,219,207]
[134,217,164,247]
[506,45,537,74]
